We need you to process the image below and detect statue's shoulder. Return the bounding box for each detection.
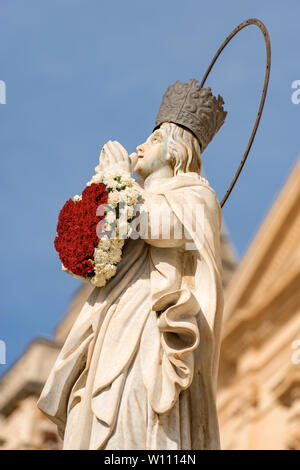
[171,172,208,186]
[173,172,216,194]
[169,173,221,212]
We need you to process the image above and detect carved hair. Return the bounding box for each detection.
[160,122,202,176]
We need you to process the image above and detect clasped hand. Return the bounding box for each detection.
[96,141,137,175]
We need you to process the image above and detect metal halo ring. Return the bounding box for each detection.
[200,18,271,208]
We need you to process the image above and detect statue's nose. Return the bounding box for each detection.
[136,144,144,153]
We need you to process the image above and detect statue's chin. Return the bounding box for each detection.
[134,163,147,180]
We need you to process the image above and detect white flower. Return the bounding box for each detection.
[121,174,133,186]
[105,210,117,224]
[90,173,104,184]
[98,237,111,251]
[103,175,119,189]
[101,170,135,191]
[94,237,124,267]
[90,261,118,287]
[103,222,112,232]
[90,269,106,287]
[113,171,133,187]
[109,248,122,264]
[108,191,121,207]
[110,238,125,249]
[73,194,82,203]
[94,248,110,265]
[102,263,117,279]
[120,187,139,205]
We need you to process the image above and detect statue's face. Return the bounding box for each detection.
[135,128,169,180]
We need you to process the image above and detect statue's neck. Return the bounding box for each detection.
[143,166,173,191]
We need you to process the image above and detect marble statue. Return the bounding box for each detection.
[37,79,227,450]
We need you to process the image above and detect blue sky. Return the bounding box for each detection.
[0,0,299,375]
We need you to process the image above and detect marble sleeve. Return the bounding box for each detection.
[133,184,185,248]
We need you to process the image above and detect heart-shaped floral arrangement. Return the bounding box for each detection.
[54,169,139,287]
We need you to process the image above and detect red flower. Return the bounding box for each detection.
[54,183,108,278]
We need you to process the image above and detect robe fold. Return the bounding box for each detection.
[37,173,224,450]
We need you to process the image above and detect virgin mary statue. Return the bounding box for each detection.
[38,79,227,450]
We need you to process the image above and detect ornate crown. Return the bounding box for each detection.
[154,79,227,152]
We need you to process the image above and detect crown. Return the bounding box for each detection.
[154,79,227,152]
